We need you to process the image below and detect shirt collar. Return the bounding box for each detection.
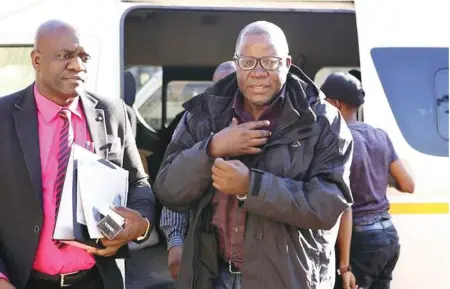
[34,84,83,123]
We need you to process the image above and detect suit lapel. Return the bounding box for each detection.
[13,85,43,207]
[80,92,108,158]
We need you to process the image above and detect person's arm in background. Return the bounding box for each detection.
[386,134,415,193]
[160,207,189,280]
[336,209,357,289]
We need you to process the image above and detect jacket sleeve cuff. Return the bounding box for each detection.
[248,168,265,197]
[238,169,264,209]
[167,236,184,251]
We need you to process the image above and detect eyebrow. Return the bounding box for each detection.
[60,48,90,57]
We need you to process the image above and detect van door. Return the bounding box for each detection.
[354,1,449,288]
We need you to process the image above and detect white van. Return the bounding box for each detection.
[0,0,448,288]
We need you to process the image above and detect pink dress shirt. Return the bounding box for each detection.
[31,85,96,274]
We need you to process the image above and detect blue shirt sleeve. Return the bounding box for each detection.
[159,206,189,250]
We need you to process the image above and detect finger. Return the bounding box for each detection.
[111,206,135,218]
[90,246,119,257]
[100,237,127,248]
[241,120,270,130]
[173,264,180,279]
[211,174,219,184]
[243,147,263,154]
[214,158,233,170]
[100,248,118,257]
[212,164,227,176]
[247,137,268,147]
[212,182,222,192]
[212,176,226,188]
[228,159,243,166]
[168,263,179,280]
[169,267,177,280]
[246,129,271,139]
[212,173,229,186]
[85,247,98,254]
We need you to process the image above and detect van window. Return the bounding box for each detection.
[371,47,449,157]
[133,66,163,130]
[0,47,34,97]
[166,80,211,124]
[133,66,212,130]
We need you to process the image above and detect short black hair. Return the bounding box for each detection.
[320,72,365,107]
[348,69,361,82]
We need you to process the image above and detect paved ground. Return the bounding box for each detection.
[126,243,175,289]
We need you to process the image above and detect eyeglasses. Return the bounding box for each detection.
[233,55,284,71]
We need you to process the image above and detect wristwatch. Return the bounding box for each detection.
[337,265,352,275]
[136,218,151,242]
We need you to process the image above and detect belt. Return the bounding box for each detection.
[30,266,99,287]
[353,219,393,233]
[219,258,241,275]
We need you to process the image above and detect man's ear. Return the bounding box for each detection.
[325,98,341,109]
[285,55,292,69]
[31,49,40,71]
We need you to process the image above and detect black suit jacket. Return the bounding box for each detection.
[0,84,156,289]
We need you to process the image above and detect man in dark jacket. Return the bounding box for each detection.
[154,21,354,289]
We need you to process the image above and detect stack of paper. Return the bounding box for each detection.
[53,144,129,249]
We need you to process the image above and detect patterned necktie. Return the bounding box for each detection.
[53,108,73,249]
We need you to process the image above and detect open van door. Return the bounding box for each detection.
[354,1,449,288]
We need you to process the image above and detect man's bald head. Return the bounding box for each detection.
[235,21,289,55]
[34,20,78,50]
[213,61,236,82]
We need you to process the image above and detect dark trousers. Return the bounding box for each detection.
[335,225,400,289]
[25,269,105,289]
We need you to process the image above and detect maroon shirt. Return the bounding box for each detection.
[211,89,284,269]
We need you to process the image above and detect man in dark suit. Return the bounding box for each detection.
[0,20,155,289]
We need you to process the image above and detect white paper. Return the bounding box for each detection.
[77,163,128,239]
[53,144,129,241]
